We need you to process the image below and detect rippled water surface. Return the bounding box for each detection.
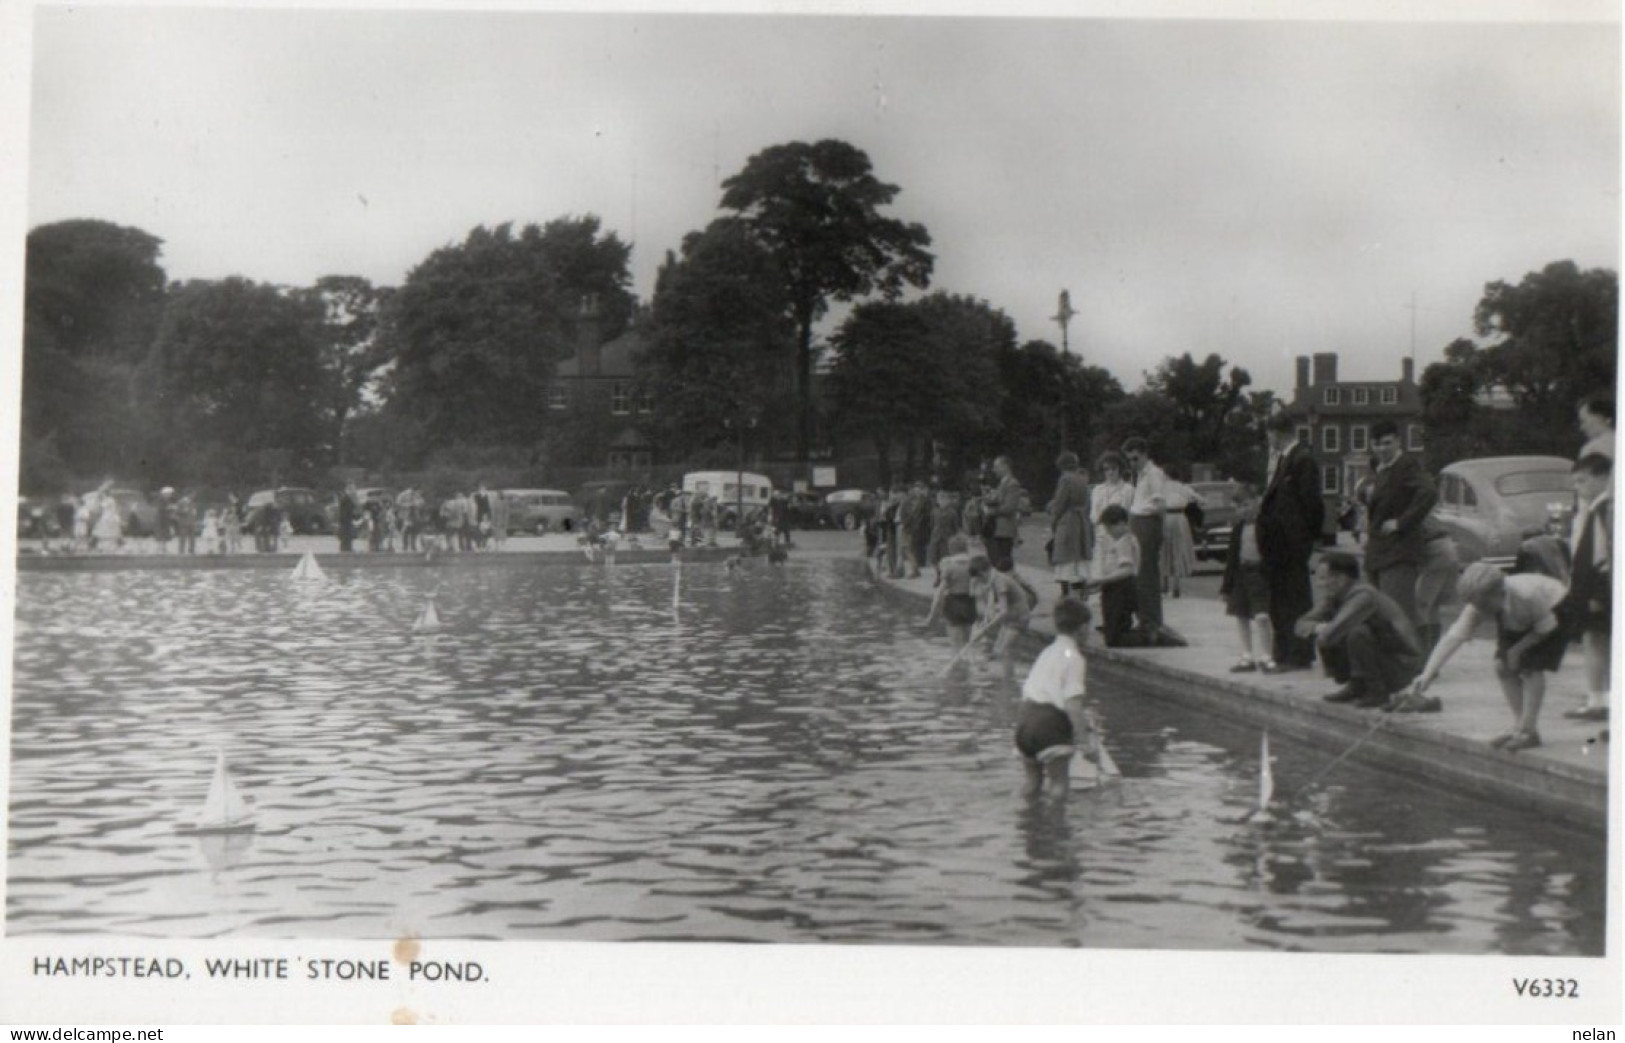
[7,561,1606,952]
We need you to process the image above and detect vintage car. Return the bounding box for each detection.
[1189,479,1245,561]
[823,488,874,531]
[244,487,331,535]
[1431,456,1576,569]
[503,489,579,534]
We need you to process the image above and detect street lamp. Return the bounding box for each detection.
[1053,289,1078,451]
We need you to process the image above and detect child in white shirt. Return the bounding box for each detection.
[1017,596,1098,796]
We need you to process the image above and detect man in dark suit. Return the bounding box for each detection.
[1364,419,1437,628]
[1258,412,1324,669]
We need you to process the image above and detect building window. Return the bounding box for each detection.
[1350,425,1369,452]
[548,387,568,411]
[1323,387,1341,406]
[1322,465,1340,493]
[1381,386,1398,405]
[610,382,631,415]
[1352,387,1370,406]
[637,389,655,414]
[1407,424,1423,451]
[1296,425,1312,447]
[1322,425,1340,453]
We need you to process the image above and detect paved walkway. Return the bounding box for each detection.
[874,540,1611,830]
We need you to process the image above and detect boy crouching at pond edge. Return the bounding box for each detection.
[1017,596,1098,796]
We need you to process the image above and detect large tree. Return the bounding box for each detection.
[22,219,167,487]
[299,275,393,466]
[719,139,935,467]
[1144,352,1253,469]
[998,339,1127,492]
[637,218,797,462]
[826,292,1009,486]
[381,217,633,459]
[146,277,331,485]
[1471,259,1617,452]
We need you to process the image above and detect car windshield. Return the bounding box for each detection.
[283,491,314,506]
[1494,471,1573,499]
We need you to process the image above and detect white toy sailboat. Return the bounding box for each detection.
[1258,731,1275,811]
[291,552,326,581]
[189,751,255,834]
[412,597,441,634]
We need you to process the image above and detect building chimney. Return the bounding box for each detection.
[1295,356,1310,390]
[1401,357,1415,384]
[1312,352,1338,386]
[577,295,602,377]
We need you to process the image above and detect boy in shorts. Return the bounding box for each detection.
[1091,504,1142,647]
[1219,485,1277,672]
[1016,596,1099,796]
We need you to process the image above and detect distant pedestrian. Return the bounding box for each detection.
[1258,412,1324,670]
[1046,451,1092,600]
[1159,477,1198,599]
[983,456,1024,573]
[1364,419,1437,628]
[1578,393,1614,460]
[1562,453,1612,733]
[1220,485,1276,674]
[175,494,198,555]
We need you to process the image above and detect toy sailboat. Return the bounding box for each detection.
[1258,731,1275,810]
[188,751,255,834]
[291,552,326,581]
[412,597,441,634]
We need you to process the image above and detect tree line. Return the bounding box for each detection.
[19,140,1616,499]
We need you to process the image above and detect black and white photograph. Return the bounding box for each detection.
[1,0,1620,1026]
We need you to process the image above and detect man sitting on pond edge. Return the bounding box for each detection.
[1294,551,1427,711]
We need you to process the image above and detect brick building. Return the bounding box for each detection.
[550,322,658,473]
[1283,352,1425,503]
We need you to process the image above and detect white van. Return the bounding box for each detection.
[682,470,772,529]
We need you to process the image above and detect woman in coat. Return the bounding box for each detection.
[1047,451,1093,599]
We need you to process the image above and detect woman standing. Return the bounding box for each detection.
[1047,452,1092,599]
[1160,477,1199,598]
[1089,452,1135,579]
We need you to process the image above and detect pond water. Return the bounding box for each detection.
[6,560,1606,953]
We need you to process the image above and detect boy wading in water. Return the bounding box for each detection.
[969,555,1032,684]
[1017,596,1100,797]
[925,535,978,659]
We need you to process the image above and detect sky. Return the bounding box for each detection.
[16,2,1622,400]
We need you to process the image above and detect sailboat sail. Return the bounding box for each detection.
[412,598,441,633]
[291,552,326,581]
[195,752,254,833]
[1258,731,1275,812]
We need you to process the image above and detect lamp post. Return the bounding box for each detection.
[1052,289,1078,451]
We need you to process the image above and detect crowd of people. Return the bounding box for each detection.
[912,393,1613,774]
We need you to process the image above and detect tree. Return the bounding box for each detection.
[1471,260,1617,454]
[381,217,633,459]
[637,218,797,462]
[299,275,392,466]
[22,219,167,487]
[996,339,1127,490]
[826,293,1010,486]
[1091,391,1183,472]
[146,277,331,485]
[1144,352,1253,470]
[719,139,935,467]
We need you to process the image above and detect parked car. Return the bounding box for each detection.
[244,487,330,535]
[784,491,833,529]
[1189,480,1244,561]
[16,496,61,540]
[824,488,874,531]
[503,489,579,534]
[1432,456,1576,569]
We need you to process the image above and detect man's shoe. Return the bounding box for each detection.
[1322,684,1364,704]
